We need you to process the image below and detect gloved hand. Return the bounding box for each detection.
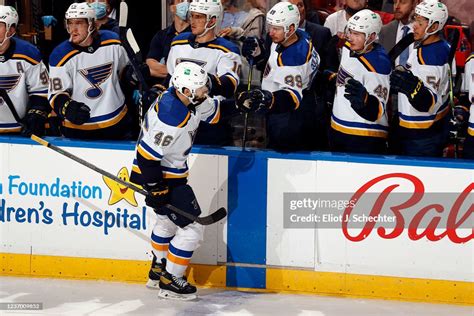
[125,63,151,87]
[41,15,57,27]
[142,84,167,111]
[144,182,170,209]
[21,109,48,137]
[242,36,264,62]
[236,89,273,113]
[344,78,368,110]
[61,100,91,125]
[453,105,469,124]
[390,66,423,99]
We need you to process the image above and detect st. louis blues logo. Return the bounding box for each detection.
[0,74,21,92]
[79,62,114,99]
[336,67,354,87]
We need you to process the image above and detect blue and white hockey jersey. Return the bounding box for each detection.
[0,38,48,133]
[167,32,241,97]
[48,31,129,134]
[262,29,319,111]
[131,87,220,184]
[331,42,391,138]
[397,40,451,130]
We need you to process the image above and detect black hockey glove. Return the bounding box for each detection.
[453,105,469,124]
[21,109,48,137]
[242,36,264,63]
[390,66,423,99]
[142,84,167,112]
[236,89,273,113]
[144,182,170,209]
[344,78,368,111]
[61,100,91,125]
[125,63,151,87]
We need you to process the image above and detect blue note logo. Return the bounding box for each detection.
[0,74,21,92]
[336,67,354,87]
[79,62,114,99]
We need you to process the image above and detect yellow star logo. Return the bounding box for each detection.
[103,167,138,206]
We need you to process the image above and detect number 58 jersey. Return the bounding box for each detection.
[132,88,220,183]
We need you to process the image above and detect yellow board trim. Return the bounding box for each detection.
[266,268,473,305]
[1,253,472,305]
[0,253,225,287]
[0,127,22,133]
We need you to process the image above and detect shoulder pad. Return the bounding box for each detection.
[208,37,240,55]
[417,40,450,66]
[278,31,313,67]
[49,40,80,67]
[156,89,191,128]
[171,32,192,46]
[99,30,121,45]
[12,38,42,65]
[357,44,391,75]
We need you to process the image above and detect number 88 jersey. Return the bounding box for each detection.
[262,30,319,111]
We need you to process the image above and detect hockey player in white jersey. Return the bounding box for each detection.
[455,53,474,159]
[0,5,50,136]
[48,2,136,140]
[130,62,220,300]
[237,2,319,150]
[329,9,391,154]
[166,0,241,145]
[390,1,451,156]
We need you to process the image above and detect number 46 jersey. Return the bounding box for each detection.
[131,87,220,185]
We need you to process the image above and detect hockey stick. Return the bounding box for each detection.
[242,58,253,150]
[119,1,149,122]
[446,28,461,157]
[388,33,414,65]
[0,88,23,125]
[30,135,227,225]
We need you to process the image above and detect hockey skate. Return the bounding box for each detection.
[146,255,166,289]
[158,270,197,301]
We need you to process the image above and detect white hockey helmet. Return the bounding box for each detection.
[415,1,448,36]
[0,5,19,31]
[0,5,19,46]
[65,2,96,45]
[65,2,96,21]
[189,0,223,36]
[346,9,382,53]
[266,2,300,39]
[172,62,209,105]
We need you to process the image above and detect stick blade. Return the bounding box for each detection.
[196,207,227,225]
[119,1,128,28]
[126,29,141,55]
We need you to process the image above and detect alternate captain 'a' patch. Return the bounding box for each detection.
[336,67,353,87]
[79,62,114,99]
[0,74,21,92]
